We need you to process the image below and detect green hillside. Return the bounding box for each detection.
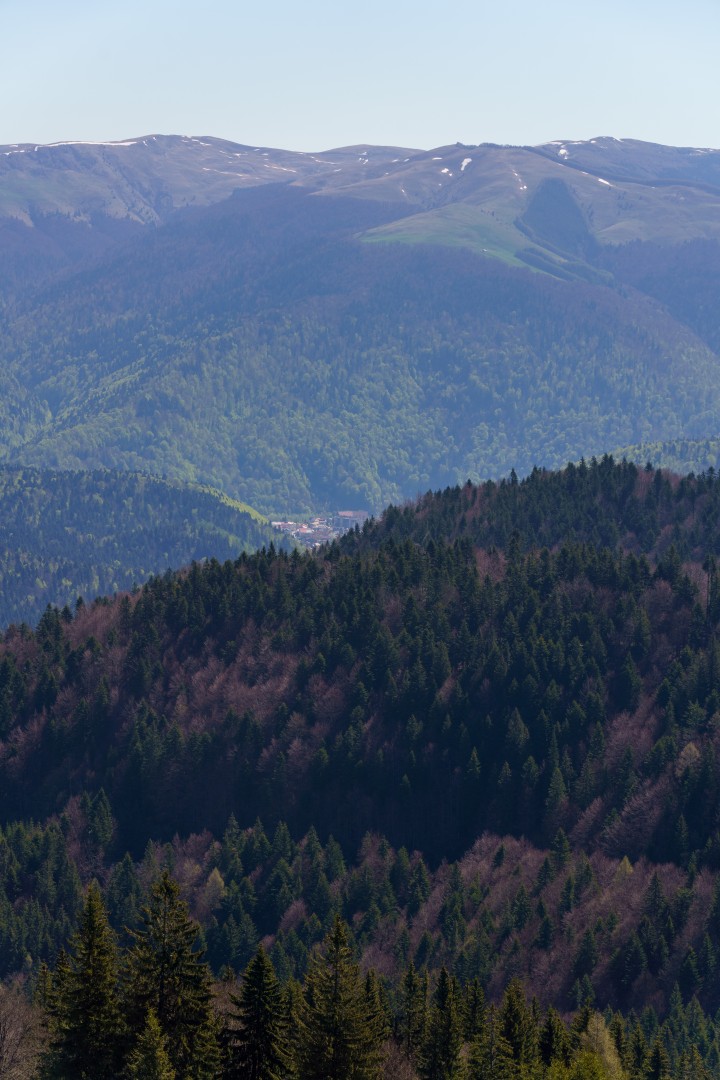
[2,139,720,519]
[3,188,720,518]
[614,438,720,476]
[0,465,283,627]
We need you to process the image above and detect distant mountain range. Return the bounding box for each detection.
[3,133,720,275]
[1,133,720,519]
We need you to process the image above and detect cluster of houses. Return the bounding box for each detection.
[271,510,370,548]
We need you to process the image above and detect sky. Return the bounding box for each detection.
[3,0,719,151]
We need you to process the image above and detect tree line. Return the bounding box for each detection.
[33,871,720,1079]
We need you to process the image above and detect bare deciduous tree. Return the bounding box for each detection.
[0,984,45,1080]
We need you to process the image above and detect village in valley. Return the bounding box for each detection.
[271,509,370,547]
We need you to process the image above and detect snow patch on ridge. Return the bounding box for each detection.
[511,167,528,192]
[44,139,141,148]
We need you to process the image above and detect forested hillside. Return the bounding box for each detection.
[5,132,720,1073]
[0,460,720,1029]
[3,188,718,515]
[0,460,719,1075]
[0,465,283,627]
[347,455,720,557]
[3,138,720,515]
[616,438,720,478]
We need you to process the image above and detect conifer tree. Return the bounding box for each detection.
[229,945,291,1080]
[124,870,219,1079]
[364,969,391,1045]
[34,961,54,1014]
[499,979,540,1079]
[296,915,384,1080]
[401,962,428,1060]
[127,1009,176,1080]
[464,978,486,1041]
[539,1006,571,1068]
[47,881,124,1079]
[677,1045,713,1080]
[645,1036,672,1080]
[418,967,464,1080]
[468,1003,514,1080]
[106,851,143,942]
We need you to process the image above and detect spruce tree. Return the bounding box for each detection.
[539,1006,571,1068]
[127,1009,176,1080]
[48,881,124,1079]
[499,979,540,1079]
[124,870,220,1079]
[677,1045,713,1080]
[296,915,384,1080]
[401,962,428,1060]
[364,969,391,1045]
[467,1003,514,1080]
[418,966,464,1080]
[463,978,486,1041]
[229,945,291,1080]
[646,1036,672,1080]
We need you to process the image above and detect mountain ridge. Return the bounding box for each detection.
[3,132,720,517]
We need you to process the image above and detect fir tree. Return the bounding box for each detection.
[539,1006,571,1067]
[364,969,391,1045]
[418,966,464,1080]
[499,979,540,1079]
[106,851,143,943]
[229,945,292,1080]
[646,1035,672,1080]
[296,915,384,1080]
[468,1003,514,1080]
[47,881,124,1079]
[124,870,220,1080]
[401,962,428,1060]
[676,1045,713,1080]
[464,978,486,1041]
[127,1009,176,1080]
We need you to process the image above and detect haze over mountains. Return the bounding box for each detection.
[3,133,720,517]
[4,133,720,254]
[2,132,720,618]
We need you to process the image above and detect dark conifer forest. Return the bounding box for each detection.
[2,459,720,1075]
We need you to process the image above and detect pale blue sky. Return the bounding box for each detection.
[2,0,718,151]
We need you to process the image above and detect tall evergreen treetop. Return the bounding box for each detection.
[47,880,124,1079]
[127,1008,176,1080]
[124,870,219,1079]
[297,915,384,1080]
[229,945,292,1080]
[418,966,464,1080]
